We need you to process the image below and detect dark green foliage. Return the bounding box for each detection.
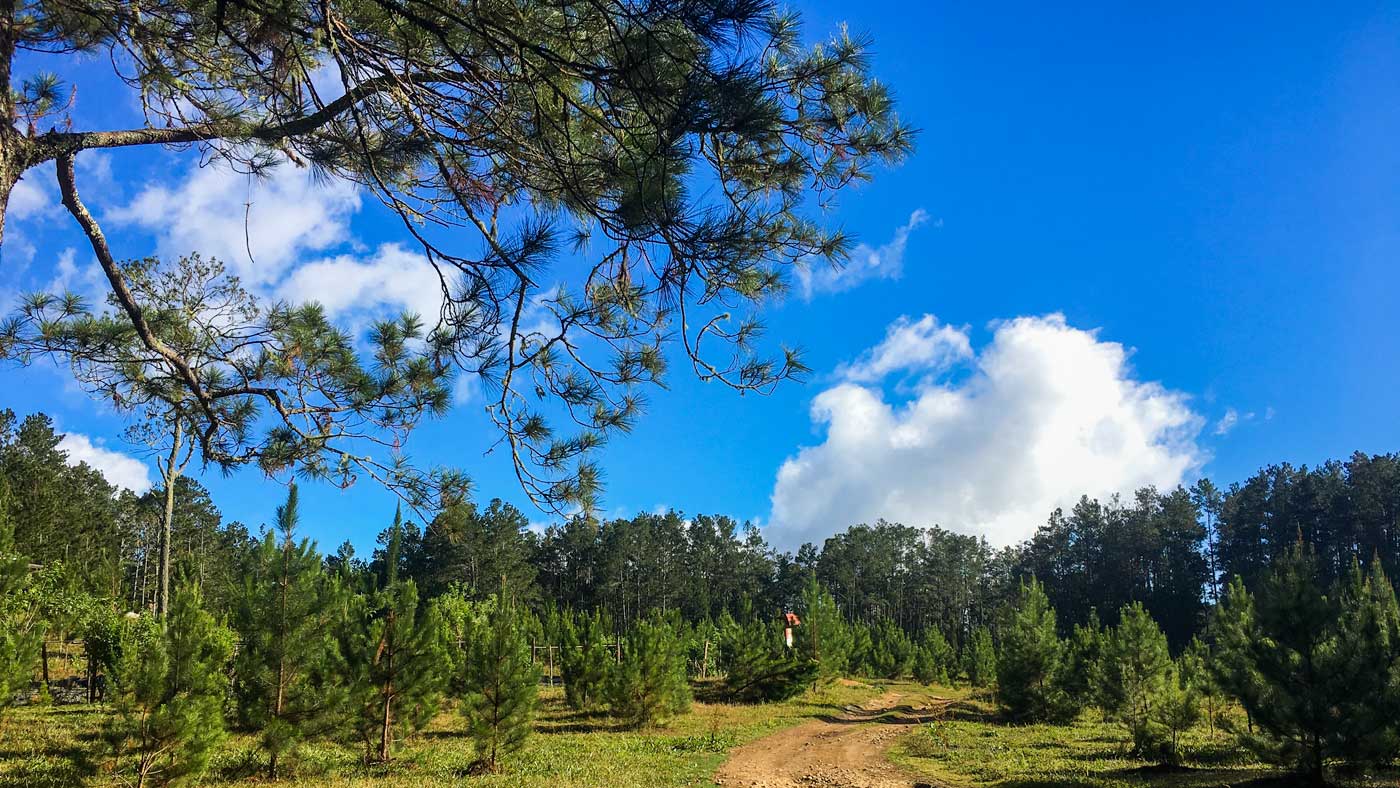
[1331,558,1400,763]
[867,618,915,679]
[996,578,1070,721]
[1209,576,1259,718]
[105,586,233,788]
[560,609,612,710]
[963,626,997,688]
[1213,543,1400,784]
[1154,657,1203,763]
[411,500,537,602]
[1100,602,1174,757]
[794,574,851,687]
[1232,543,1337,783]
[913,627,954,686]
[232,484,347,778]
[1055,609,1104,711]
[847,620,875,677]
[716,614,817,703]
[1015,489,1209,650]
[460,601,540,774]
[340,511,448,763]
[607,616,691,728]
[0,550,41,715]
[1179,636,1221,738]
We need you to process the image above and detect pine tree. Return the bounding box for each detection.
[848,621,874,678]
[913,627,953,685]
[717,615,817,702]
[1228,542,1340,784]
[232,484,347,778]
[1101,602,1173,756]
[963,626,997,688]
[0,549,40,717]
[1151,660,1202,764]
[1179,636,1221,739]
[607,616,691,728]
[1331,557,1400,764]
[460,600,540,774]
[341,508,448,763]
[867,618,915,680]
[433,585,490,695]
[794,574,851,687]
[105,586,233,788]
[1055,608,1104,712]
[996,577,1069,721]
[1209,575,1260,726]
[560,608,612,710]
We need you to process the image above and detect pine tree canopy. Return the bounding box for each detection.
[0,0,913,512]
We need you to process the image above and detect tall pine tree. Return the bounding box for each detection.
[996,577,1069,721]
[233,484,347,777]
[460,599,539,774]
[341,508,448,763]
[963,626,997,688]
[794,574,852,687]
[1100,602,1173,756]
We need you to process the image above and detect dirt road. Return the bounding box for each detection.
[713,690,946,788]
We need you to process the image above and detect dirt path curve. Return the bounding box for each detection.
[713,689,948,788]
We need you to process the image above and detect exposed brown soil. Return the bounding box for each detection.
[713,691,948,788]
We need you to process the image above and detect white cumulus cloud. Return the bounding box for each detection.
[278,243,447,321]
[768,313,1204,548]
[107,161,361,286]
[836,314,972,383]
[58,433,152,493]
[103,161,460,323]
[796,209,930,298]
[8,174,56,221]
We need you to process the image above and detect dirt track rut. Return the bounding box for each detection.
[713,690,946,788]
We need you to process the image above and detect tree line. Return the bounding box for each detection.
[5,404,1400,783]
[7,403,1400,652]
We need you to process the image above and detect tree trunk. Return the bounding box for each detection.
[157,419,182,617]
[0,0,22,250]
[379,617,395,763]
[379,688,393,763]
[270,532,290,778]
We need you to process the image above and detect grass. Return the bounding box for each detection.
[14,678,1400,787]
[890,687,1400,788]
[0,679,884,787]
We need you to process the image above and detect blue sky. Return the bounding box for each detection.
[2,0,1397,553]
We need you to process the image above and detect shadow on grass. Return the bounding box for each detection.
[531,706,631,735]
[993,776,1302,788]
[0,743,99,788]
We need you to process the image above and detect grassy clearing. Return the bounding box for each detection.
[891,687,1398,788]
[0,679,883,788]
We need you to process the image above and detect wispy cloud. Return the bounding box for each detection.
[795,209,931,299]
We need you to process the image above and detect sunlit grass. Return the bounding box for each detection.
[890,689,1398,788]
[0,680,884,787]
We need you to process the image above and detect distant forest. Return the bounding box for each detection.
[6,404,1397,653]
